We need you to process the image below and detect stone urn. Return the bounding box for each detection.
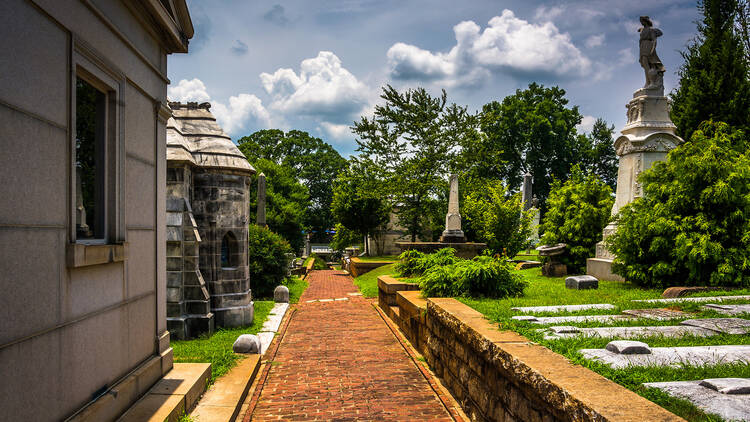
[537,243,568,277]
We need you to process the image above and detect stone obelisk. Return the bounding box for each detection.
[520,172,533,211]
[440,174,465,243]
[586,16,683,281]
[256,172,266,226]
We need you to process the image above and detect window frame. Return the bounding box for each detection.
[67,38,127,266]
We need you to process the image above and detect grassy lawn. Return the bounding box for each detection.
[459,267,750,421]
[354,255,400,262]
[284,276,308,303]
[353,263,399,297]
[171,301,274,383]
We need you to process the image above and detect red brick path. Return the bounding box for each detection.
[248,270,454,421]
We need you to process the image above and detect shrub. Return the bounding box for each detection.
[540,166,614,273]
[463,180,534,256]
[607,122,750,288]
[419,256,526,298]
[248,224,293,298]
[330,223,362,252]
[396,248,458,277]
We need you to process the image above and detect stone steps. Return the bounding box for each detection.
[117,362,210,422]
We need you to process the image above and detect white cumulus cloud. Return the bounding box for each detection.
[585,34,605,48]
[167,78,211,102]
[260,51,371,120]
[386,9,592,87]
[576,115,597,133]
[319,122,351,140]
[168,78,273,136]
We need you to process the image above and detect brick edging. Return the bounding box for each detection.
[241,305,298,422]
[373,303,469,422]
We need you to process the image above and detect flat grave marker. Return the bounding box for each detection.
[632,295,750,304]
[511,314,632,325]
[703,303,750,316]
[681,318,750,335]
[579,344,750,369]
[541,325,716,340]
[622,308,690,321]
[644,379,750,422]
[511,303,615,314]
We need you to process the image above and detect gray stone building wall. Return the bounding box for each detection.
[166,102,255,337]
[0,1,193,420]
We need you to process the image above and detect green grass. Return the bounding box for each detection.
[512,249,539,260]
[171,301,275,383]
[459,267,750,421]
[284,276,308,303]
[353,263,400,297]
[354,255,400,262]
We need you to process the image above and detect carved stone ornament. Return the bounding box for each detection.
[614,133,680,157]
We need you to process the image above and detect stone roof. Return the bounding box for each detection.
[167,102,255,174]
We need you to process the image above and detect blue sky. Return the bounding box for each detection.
[167,0,699,156]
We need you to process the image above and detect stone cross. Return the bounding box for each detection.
[521,172,533,211]
[256,172,266,226]
[440,174,465,242]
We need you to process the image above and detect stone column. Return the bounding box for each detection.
[440,174,465,243]
[521,172,533,211]
[256,172,266,226]
[304,233,312,257]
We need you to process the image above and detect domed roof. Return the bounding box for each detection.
[166,102,255,174]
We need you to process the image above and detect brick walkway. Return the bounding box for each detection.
[248,270,453,421]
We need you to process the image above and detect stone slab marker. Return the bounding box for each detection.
[644,379,750,421]
[440,174,465,242]
[256,172,266,226]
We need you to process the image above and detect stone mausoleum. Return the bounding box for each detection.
[166,101,256,339]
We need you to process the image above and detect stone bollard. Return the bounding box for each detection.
[274,285,290,303]
[233,334,261,354]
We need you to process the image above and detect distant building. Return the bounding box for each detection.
[0,0,192,420]
[367,208,420,255]
[166,102,255,339]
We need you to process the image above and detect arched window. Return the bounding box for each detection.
[221,231,238,268]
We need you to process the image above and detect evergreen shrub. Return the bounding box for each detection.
[248,224,293,297]
[540,166,614,273]
[463,180,533,256]
[607,122,750,288]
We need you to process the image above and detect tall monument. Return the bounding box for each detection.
[587,16,683,280]
[256,172,267,226]
[440,174,465,242]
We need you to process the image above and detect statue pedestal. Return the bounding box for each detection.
[586,87,682,281]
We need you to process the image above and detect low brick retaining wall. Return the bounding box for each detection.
[349,258,394,278]
[380,284,682,421]
[377,275,420,321]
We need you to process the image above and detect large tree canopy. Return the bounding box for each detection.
[248,158,309,252]
[238,129,347,242]
[352,85,477,241]
[671,0,750,141]
[473,83,613,211]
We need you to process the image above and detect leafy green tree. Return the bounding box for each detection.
[671,0,750,141]
[330,159,390,254]
[237,129,347,242]
[607,122,750,288]
[540,166,614,273]
[353,85,477,241]
[476,83,590,210]
[329,223,362,252]
[249,158,309,251]
[462,180,533,257]
[577,118,618,190]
